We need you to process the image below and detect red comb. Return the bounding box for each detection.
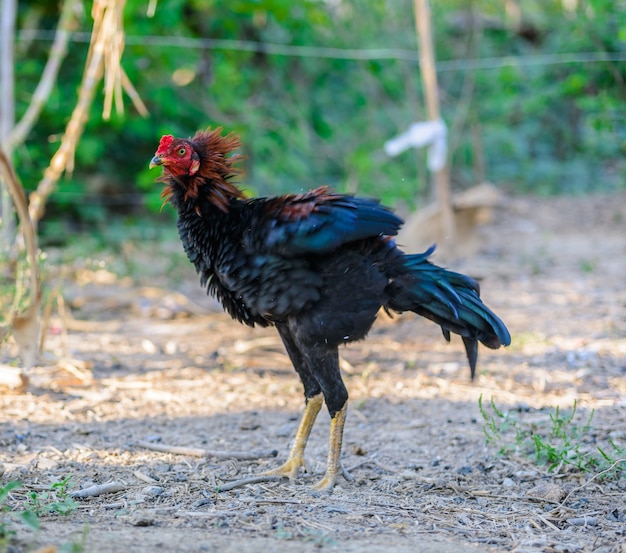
[156,134,174,155]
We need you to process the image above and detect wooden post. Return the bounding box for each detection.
[0,0,17,247]
[413,0,455,246]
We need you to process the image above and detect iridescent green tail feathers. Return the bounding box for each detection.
[385,246,511,379]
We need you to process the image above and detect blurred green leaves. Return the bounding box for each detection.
[11,0,626,241]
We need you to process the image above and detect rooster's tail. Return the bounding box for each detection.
[384,246,511,379]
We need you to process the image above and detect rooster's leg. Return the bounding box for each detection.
[313,402,347,491]
[263,393,323,480]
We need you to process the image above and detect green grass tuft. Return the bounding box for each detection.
[479,395,625,478]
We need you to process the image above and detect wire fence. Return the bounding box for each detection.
[45,192,146,206]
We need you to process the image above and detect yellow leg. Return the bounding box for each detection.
[263,393,324,480]
[312,402,347,491]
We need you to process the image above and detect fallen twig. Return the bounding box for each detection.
[133,470,159,485]
[235,497,306,505]
[70,481,126,499]
[216,475,285,492]
[341,461,355,482]
[536,514,561,532]
[175,510,233,518]
[135,440,278,461]
[557,458,626,507]
[100,501,128,509]
[566,515,598,527]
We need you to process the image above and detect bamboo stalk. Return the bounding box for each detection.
[0,148,41,375]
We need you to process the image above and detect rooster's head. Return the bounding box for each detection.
[150,134,200,177]
[150,128,245,212]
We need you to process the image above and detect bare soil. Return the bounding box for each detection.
[1,193,625,553]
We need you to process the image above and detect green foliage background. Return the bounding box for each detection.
[12,0,626,239]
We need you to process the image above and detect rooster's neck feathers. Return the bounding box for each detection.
[161,127,246,213]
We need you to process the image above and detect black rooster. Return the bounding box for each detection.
[150,127,511,490]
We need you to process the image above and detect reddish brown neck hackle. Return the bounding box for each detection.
[159,127,246,213]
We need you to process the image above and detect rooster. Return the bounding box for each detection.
[150,127,511,490]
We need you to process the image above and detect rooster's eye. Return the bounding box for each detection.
[177,147,186,156]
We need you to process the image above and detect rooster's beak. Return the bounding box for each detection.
[149,156,163,169]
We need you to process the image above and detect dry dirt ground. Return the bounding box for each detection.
[1,193,625,553]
